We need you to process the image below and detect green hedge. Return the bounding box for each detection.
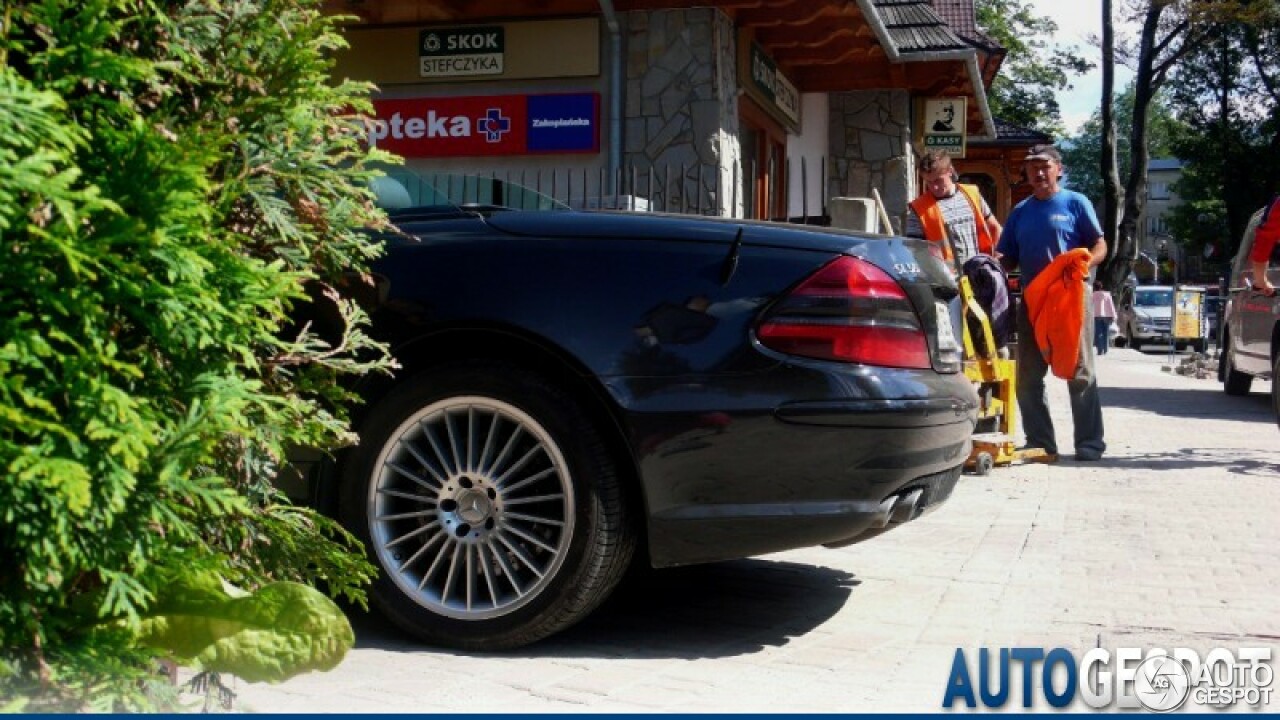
[1,0,394,709]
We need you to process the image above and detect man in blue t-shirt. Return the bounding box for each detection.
[996,144,1108,462]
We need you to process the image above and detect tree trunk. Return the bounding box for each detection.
[1112,2,1169,291]
[1098,0,1125,293]
[1218,29,1242,258]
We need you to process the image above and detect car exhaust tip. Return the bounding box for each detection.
[874,495,898,528]
[890,487,924,524]
[823,486,924,548]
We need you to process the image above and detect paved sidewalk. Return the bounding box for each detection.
[234,348,1279,713]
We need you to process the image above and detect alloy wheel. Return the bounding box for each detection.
[367,396,575,621]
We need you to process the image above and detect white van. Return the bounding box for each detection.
[1117,285,1207,352]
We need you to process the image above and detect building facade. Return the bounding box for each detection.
[327,0,1013,228]
[1141,158,1184,282]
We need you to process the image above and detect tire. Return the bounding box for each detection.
[1222,346,1253,397]
[1272,353,1280,429]
[340,362,636,650]
[974,452,994,476]
[1219,333,1229,382]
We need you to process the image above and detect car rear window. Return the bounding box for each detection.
[1135,289,1172,306]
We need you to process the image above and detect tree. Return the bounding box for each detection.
[1164,2,1280,265]
[1095,0,1265,292]
[976,0,1094,134]
[1100,0,1122,272]
[1061,85,1181,206]
[1,0,392,709]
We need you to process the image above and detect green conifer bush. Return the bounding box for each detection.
[1,0,394,709]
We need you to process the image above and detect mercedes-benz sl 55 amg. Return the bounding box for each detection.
[299,176,978,650]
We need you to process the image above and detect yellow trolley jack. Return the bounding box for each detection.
[945,236,1052,474]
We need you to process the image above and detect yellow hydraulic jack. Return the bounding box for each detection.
[955,279,1018,474]
[945,236,1051,474]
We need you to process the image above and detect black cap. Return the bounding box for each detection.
[1024,144,1062,163]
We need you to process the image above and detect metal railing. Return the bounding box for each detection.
[385,156,833,225]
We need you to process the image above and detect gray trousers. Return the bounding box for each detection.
[1014,294,1106,456]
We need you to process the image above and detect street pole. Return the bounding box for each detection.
[1168,248,1178,364]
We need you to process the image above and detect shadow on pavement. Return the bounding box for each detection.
[1060,446,1279,478]
[1101,385,1273,422]
[345,558,860,660]
[538,559,859,659]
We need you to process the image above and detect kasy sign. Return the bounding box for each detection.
[922,97,967,158]
[370,93,599,157]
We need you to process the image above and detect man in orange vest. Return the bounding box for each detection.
[905,150,1002,268]
[906,150,1002,348]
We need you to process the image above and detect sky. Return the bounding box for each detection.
[1025,0,1136,135]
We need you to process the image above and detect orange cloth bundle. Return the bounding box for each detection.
[1023,248,1092,380]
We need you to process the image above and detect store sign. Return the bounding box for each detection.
[419,26,505,78]
[922,97,967,158]
[746,42,800,129]
[1173,287,1204,339]
[340,18,599,85]
[370,93,599,157]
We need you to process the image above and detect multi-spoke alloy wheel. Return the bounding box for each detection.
[370,397,574,620]
[342,363,635,650]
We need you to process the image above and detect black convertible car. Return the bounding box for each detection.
[313,175,977,650]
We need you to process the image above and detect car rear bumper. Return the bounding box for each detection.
[1132,330,1205,347]
[613,367,977,567]
[1129,328,1170,344]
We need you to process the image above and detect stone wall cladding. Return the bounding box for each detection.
[829,90,913,232]
[624,8,738,214]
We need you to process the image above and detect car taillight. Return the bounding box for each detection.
[757,256,930,369]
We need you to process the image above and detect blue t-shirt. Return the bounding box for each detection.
[996,189,1103,287]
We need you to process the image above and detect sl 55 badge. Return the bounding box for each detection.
[894,262,922,276]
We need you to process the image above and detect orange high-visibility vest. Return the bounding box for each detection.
[908,184,995,260]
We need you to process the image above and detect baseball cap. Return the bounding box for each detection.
[1024,144,1062,163]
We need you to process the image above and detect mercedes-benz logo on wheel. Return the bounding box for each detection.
[456,490,490,524]
[1134,655,1191,712]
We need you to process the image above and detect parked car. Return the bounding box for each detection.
[1117,285,1171,349]
[1220,207,1280,425]
[303,175,978,650]
[1116,284,1207,352]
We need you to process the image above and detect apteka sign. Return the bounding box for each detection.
[369,93,600,157]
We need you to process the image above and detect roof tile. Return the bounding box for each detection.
[870,0,968,53]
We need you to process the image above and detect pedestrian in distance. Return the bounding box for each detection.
[996,144,1108,463]
[1091,281,1116,356]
